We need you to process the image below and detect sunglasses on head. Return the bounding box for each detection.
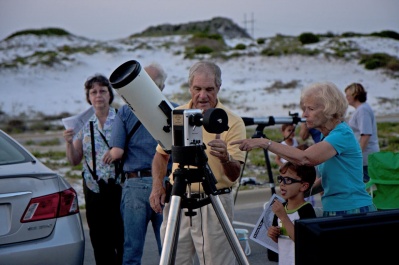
[277,175,303,185]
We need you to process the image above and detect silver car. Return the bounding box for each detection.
[0,129,84,265]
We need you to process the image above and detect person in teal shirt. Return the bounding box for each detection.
[232,81,376,217]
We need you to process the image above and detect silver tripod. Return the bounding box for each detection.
[159,146,249,265]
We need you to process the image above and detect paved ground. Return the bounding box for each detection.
[81,187,322,265]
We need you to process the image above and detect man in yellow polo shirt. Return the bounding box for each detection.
[149,61,246,265]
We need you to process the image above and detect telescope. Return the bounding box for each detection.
[109,60,174,152]
[109,60,229,153]
[242,112,305,126]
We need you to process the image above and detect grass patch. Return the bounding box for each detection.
[377,122,399,151]
[25,138,61,146]
[32,150,66,160]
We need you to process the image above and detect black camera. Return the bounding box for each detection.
[171,108,229,167]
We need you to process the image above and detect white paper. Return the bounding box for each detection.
[250,193,285,253]
[62,106,94,135]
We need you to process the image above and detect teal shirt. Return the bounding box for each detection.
[318,122,373,211]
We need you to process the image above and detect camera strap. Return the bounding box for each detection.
[85,121,99,181]
[118,120,142,182]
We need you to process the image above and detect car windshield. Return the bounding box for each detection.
[0,131,33,165]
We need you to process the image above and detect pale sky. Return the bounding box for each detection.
[0,0,398,41]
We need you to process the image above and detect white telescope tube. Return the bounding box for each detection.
[109,60,174,152]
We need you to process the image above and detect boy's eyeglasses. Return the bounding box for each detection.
[277,175,303,185]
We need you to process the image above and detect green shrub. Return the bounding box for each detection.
[192,32,224,42]
[257,38,266,44]
[386,60,399,71]
[322,31,336,38]
[234,43,246,50]
[359,53,399,71]
[5,119,26,133]
[298,32,319,44]
[341,32,363,37]
[7,28,71,39]
[370,30,399,41]
[364,58,384,69]
[261,48,281,56]
[194,46,213,54]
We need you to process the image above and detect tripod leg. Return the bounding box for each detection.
[209,195,250,265]
[234,151,249,205]
[160,195,182,265]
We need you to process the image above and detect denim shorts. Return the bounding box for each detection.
[323,204,377,217]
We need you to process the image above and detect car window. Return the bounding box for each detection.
[0,132,32,165]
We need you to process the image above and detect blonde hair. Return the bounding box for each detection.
[344,83,367,102]
[301,82,348,121]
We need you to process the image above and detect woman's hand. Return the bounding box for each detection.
[63,129,74,144]
[230,138,268,151]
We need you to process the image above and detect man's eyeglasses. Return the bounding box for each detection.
[277,175,303,185]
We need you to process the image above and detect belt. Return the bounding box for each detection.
[126,170,152,179]
[186,187,232,199]
[187,193,207,199]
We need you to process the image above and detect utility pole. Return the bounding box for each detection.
[250,12,255,38]
[243,13,248,34]
[243,13,255,39]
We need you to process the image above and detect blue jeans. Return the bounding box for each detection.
[121,177,163,265]
[363,165,370,183]
[323,204,377,217]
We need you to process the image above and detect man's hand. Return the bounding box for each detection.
[209,134,242,182]
[150,181,166,214]
[102,149,114,164]
[150,151,170,214]
[208,134,229,163]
